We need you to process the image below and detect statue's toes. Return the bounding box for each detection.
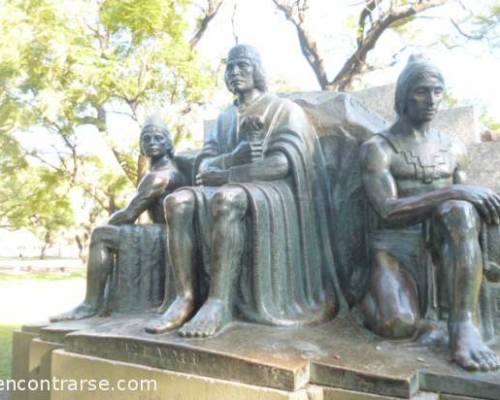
[178,319,213,338]
[454,351,480,371]
[478,350,500,371]
[50,315,67,323]
[473,351,493,371]
[178,322,197,338]
[144,320,162,334]
[200,322,216,337]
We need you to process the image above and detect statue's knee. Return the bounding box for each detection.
[212,188,247,219]
[90,225,118,246]
[164,190,194,222]
[436,200,479,239]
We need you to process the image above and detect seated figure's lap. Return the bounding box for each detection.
[164,189,196,220]
[432,200,481,242]
[91,225,120,248]
[211,186,248,219]
[364,199,484,338]
[164,186,249,221]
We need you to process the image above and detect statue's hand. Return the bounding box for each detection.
[197,168,229,186]
[452,185,500,225]
[107,209,128,225]
[228,141,252,166]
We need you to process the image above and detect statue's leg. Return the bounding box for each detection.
[145,190,197,334]
[179,186,247,338]
[434,200,500,371]
[50,225,119,322]
[361,250,419,338]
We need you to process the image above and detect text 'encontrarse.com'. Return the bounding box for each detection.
[0,378,158,392]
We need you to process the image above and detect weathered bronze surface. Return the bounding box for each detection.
[28,47,500,400]
[145,45,341,337]
[359,55,500,372]
[50,118,185,321]
[59,314,500,399]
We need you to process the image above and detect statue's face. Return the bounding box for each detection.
[140,126,171,158]
[405,74,444,125]
[225,57,256,94]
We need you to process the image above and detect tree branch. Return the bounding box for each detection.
[272,0,330,89]
[450,17,490,41]
[272,0,448,91]
[330,0,448,91]
[190,0,225,48]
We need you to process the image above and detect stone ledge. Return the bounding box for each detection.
[46,314,500,400]
[51,350,318,400]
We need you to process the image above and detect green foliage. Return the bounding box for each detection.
[0,162,75,244]
[0,0,216,250]
[101,0,190,44]
[481,113,500,133]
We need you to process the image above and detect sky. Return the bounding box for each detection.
[18,0,500,161]
[195,0,500,117]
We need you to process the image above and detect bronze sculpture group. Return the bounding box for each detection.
[52,45,500,372]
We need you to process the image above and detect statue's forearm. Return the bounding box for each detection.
[228,153,289,183]
[108,194,153,225]
[380,187,460,226]
[199,154,232,172]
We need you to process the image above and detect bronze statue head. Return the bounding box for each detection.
[140,116,174,159]
[395,55,445,125]
[224,44,267,95]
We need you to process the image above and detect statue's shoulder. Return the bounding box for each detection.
[363,130,394,153]
[360,131,393,171]
[140,160,183,192]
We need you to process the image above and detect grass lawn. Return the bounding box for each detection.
[0,271,85,282]
[0,325,18,379]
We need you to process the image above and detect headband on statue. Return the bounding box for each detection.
[394,54,445,116]
[227,44,262,64]
[142,114,170,137]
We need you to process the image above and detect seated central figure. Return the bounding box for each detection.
[146,44,338,337]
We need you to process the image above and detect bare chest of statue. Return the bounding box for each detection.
[379,130,457,197]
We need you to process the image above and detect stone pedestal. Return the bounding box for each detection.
[10,314,500,400]
[50,350,319,400]
[11,330,39,400]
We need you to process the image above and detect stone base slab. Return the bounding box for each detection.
[11,330,39,400]
[323,387,438,400]
[13,315,500,400]
[50,350,319,400]
[60,314,500,400]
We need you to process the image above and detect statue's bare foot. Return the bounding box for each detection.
[50,303,98,322]
[178,299,230,338]
[416,320,448,347]
[144,296,195,334]
[450,320,500,371]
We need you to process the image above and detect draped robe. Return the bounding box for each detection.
[188,93,339,326]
